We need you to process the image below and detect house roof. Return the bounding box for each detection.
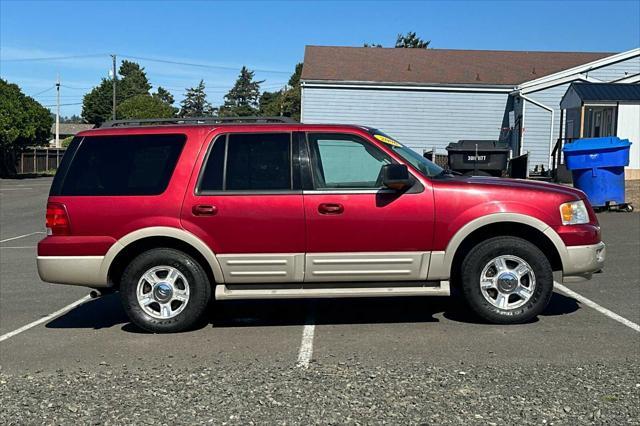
[301,46,615,86]
[569,82,640,102]
[50,123,95,135]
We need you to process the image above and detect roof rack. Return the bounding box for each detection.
[99,116,298,128]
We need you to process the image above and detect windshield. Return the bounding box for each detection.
[370,130,444,177]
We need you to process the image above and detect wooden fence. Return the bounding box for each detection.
[17,147,67,174]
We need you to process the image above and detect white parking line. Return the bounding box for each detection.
[0,295,92,343]
[555,282,640,333]
[296,321,316,369]
[0,231,45,244]
[0,246,36,249]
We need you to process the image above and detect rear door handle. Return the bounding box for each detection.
[318,203,344,215]
[192,204,217,216]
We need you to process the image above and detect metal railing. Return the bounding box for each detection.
[551,137,576,172]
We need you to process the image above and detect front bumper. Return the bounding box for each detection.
[562,241,606,282]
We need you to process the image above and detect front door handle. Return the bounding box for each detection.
[192,204,217,216]
[318,203,344,215]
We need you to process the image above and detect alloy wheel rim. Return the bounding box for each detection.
[479,255,536,310]
[136,266,190,319]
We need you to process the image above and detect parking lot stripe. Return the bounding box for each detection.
[555,282,640,333]
[0,246,36,249]
[296,321,316,369]
[0,231,45,244]
[0,295,92,343]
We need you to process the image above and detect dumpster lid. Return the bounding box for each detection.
[446,140,509,152]
[563,137,631,152]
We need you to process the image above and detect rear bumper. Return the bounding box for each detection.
[562,242,606,282]
[37,256,109,287]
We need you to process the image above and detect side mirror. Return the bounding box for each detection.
[381,164,412,191]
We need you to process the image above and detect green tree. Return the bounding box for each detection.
[82,60,155,125]
[258,90,283,116]
[179,80,214,117]
[219,66,263,117]
[280,62,302,121]
[364,43,382,48]
[0,79,53,176]
[257,63,302,121]
[117,94,175,120]
[81,78,114,125]
[153,86,175,105]
[395,32,430,49]
[118,60,151,100]
[153,86,178,116]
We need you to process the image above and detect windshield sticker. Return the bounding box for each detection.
[374,134,402,147]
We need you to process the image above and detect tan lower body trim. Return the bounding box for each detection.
[216,254,305,283]
[305,252,430,282]
[37,256,108,287]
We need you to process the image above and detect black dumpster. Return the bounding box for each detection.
[446,140,510,177]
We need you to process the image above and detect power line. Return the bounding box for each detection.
[43,102,82,107]
[119,54,291,74]
[29,86,56,97]
[1,53,109,62]
[60,84,92,90]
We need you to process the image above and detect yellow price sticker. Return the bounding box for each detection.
[374,134,401,147]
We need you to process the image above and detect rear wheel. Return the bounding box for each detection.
[460,236,553,324]
[120,248,211,333]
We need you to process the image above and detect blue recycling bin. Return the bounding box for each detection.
[563,137,632,207]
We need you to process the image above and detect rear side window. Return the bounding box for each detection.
[199,133,292,192]
[58,134,185,196]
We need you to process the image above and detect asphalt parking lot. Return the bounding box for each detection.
[1,177,639,424]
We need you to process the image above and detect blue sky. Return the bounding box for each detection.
[1,0,639,116]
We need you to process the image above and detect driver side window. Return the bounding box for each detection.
[308,133,392,189]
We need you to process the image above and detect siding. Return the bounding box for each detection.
[588,55,640,81]
[522,54,640,168]
[522,83,571,168]
[302,87,511,154]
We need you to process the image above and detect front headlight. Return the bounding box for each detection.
[559,200,589,225]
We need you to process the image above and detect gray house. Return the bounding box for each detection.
[301,46,640,173]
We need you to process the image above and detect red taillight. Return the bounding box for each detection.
[46,202,71,235]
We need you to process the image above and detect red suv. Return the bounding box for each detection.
[38,117,606,332]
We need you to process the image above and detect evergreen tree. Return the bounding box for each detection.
[82,60,155,124]
[179,80,213,117]
[118,60,151,100]
[219,66,263,117]
[153,87,175,106]
[117,94,175,119]
[81,78,114,124]
[257,63,302,121]
[395,32,430,49]
[258,90,283,116]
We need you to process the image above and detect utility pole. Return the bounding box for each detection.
[55,75,60,148]
[111,54,117,120]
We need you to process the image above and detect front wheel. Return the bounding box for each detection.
[120,248,212,333]
[460,236,553,324]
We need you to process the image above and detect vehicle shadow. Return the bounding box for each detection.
[45,291,580,333]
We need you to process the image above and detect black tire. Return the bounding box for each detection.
[120,248,212,333]
[460,236,553,324]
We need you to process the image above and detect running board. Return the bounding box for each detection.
[215,281,450,300]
